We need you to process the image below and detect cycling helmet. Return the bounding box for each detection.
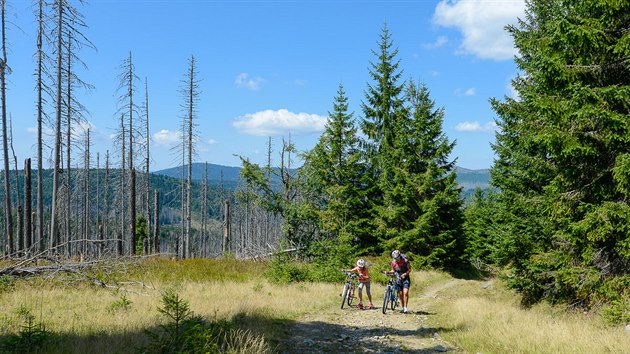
[357,259,365,268]
[391,250,400,260]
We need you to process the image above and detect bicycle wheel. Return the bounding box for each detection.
[391,288,398,311]
[347,284,355,306]
[341,283,349,309]
[382,286,390,314]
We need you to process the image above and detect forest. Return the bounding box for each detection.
[0,0,628,329]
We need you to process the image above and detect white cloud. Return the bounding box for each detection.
[72,120,95,136]
[455,121,497,132]
[433,0,525,60]
[423,35,448,49]
[27,126,54,136]
[294,79,307,86]
[235,73,266,90]
[207,138,217,145]
[233,109,327,136]
[455,87,476,96]
[153,129,182,146]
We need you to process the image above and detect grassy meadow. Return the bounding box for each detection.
[0,258,628,353]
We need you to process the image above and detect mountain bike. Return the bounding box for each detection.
[340,270,358,309]
[382,271,400,314]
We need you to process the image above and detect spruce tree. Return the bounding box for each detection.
[490,0,630,306]
[359,25,407,251]
[379,79,464,267]
[302,84,369,249]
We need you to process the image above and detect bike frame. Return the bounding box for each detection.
[382,272,401,314]
[341,271,359,309]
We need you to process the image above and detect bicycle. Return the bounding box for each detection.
[340,270,359,309]
[382,271,400,314]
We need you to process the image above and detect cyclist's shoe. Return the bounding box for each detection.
[368,303,375,309]
[399,308,405,313]
[357,303,364,309]
[403,307,409,313]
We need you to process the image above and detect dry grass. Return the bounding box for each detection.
[416,273,630,354]
[2,259,628,353]
[0,258,338,353]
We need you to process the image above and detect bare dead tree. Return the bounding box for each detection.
[116,52,140,256]
[181,55,200,259]
[143,78,151,253]
[1,0,13,256]
[95,152,99,257]
[118,113,125,256]
[24,158,32,254]
[201,161,208,257]
[103,150,110,257]
[153,189,159,253]
[35,0,47,254]
[49,0,94,255]
[9,117,22,255]
[82,128,90,256]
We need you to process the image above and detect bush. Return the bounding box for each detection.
[265,256,308,283]
[0,275,15,293]
[141,290,271,353]
[0,305,52,353]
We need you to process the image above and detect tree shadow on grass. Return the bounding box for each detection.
[0,310,456,354]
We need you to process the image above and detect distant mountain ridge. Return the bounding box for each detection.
[154,163,491,191]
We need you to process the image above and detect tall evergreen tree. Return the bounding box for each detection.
[378,79,464,267]
[358,25,407,250]
[490,0,630,306]
[302,84,367,248]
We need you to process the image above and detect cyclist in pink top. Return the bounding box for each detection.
[343,259,374,309]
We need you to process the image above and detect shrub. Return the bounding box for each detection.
[0,305,51,353]
[107,293,133,313]
[141,290,271,353]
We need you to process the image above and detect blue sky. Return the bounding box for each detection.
[6,0,524,171]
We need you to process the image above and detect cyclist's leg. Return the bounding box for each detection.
[365,281,374,308]
[357,282,365,305]
[402,278,411,311]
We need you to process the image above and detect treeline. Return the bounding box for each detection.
[238,1,630,323]
[0,0,288,260]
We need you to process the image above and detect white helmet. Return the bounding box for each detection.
[391,250,400,260]
[357,259,365,268]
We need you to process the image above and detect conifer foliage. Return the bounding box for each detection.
[300,26,465,267]
[488,0,630,309]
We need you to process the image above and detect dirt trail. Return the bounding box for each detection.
[279,282,463,353]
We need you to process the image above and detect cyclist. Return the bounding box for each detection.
[342,258,374,309]
[390,250,411,313]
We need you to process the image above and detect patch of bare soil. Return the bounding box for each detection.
[279,287,461,353]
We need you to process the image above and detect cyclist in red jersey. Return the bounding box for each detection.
[390,250,411,313]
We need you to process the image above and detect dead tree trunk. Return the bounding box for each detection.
[36,0,45,254]
[144,78,151,253]
[10,118,22,255]
[201,161,208,257]
[24,158,32,254]
[103,151,109,257]
[153,189,159,253]
[223,199,230,255]
[119,113,126,257]
[1,0,14,256]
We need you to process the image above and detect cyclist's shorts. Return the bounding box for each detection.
[396,278,411,289]
[358,281,371,296]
